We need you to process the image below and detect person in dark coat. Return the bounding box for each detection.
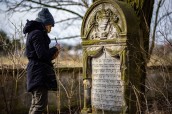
[23,8,60,114]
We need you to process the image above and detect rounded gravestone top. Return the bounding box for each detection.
[81,0,139,40]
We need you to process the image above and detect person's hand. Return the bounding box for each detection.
[55,43,61,51]
[52,43,61,59]
[52,50,59,59]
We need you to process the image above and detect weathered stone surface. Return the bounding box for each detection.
[92,51,124,111]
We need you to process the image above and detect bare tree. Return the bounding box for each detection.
[151,0,172,58]
[0,0,92,40]
[1,0,90,17]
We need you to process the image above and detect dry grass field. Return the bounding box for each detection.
[0,50,82,68]
[0,52,171,68]
[0,52,172,113]
[147,54,172,67]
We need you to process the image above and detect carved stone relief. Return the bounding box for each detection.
[84,3,123,40]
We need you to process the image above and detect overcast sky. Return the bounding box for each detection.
[0,0,171,45]
[0,4,85,46]
[152,0,172,44]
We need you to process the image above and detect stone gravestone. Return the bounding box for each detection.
[81,0,144,114]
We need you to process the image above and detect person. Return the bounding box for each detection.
[23,8,60,114]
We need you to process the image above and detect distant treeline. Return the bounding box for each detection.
[0,30,82,56]
[0,30,22,55]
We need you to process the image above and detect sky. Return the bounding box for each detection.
[151,0,172,44]
[0,1,87,46]
[0,0,171,46]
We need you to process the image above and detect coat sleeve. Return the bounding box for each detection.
[31,30,58,62]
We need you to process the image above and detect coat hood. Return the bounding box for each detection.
[23,20,45,34]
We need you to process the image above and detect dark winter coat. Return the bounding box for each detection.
[23,20,58,92]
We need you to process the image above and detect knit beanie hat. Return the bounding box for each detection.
[35,8,55,27]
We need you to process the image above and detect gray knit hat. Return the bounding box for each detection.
[35,8,55,27]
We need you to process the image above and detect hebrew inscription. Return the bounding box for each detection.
[91,51,124,111]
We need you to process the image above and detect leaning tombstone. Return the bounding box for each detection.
[81,0,146,114]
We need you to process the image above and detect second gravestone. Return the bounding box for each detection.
[81,0,145,114]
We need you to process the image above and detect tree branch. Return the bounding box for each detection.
[157,11,172,25]
[52,35,80,41]
[55,17,80,23]
[149,0,163,59]
[27,0,83,18]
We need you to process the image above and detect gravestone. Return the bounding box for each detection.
[81,0,145,114]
